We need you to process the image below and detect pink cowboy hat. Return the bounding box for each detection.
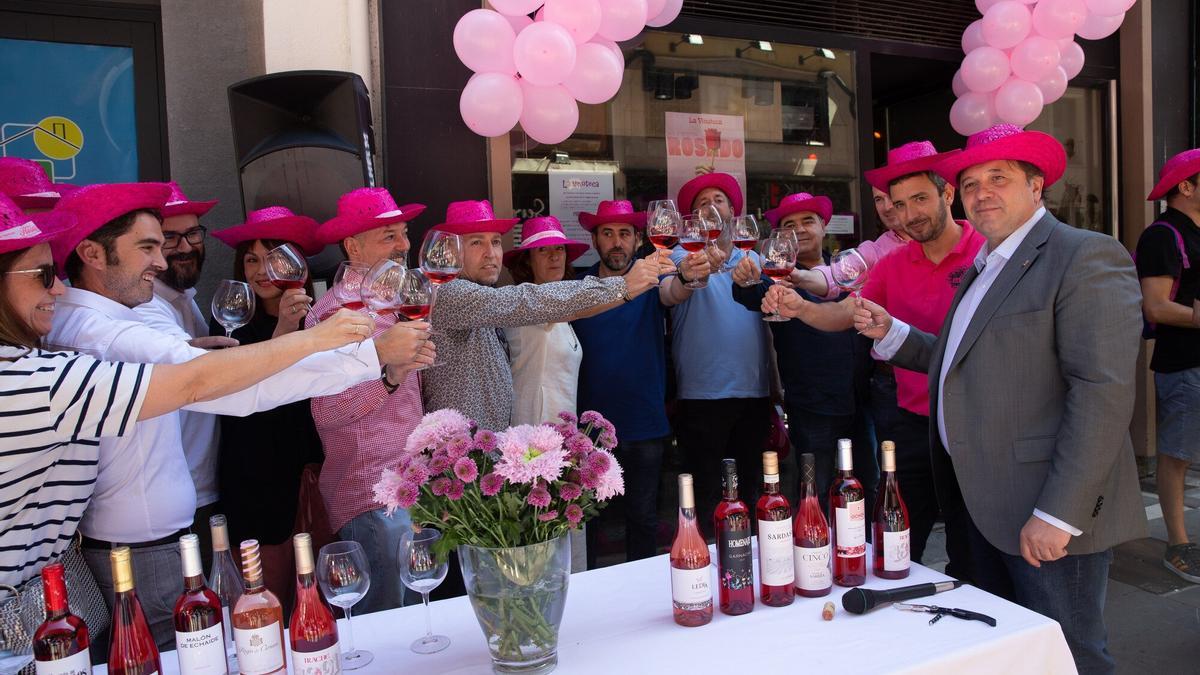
[1147,148,1200,201]
[676,173,744,217]
[160,181,218,219]
[50,182,172,272]
[213,206,323,256]
[317,187,426,245]
[432,200,518,236]
[934,124,1066,188]
[0,157,76,210]
[864,141,963,192]
[577,200,647,231]
[764,192,834,227]
[503,216,589,266]
[0,193,75,256]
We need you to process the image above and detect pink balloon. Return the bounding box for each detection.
[520,82,580,144]
[950,92,997,136]
[1036,66,1069,104]
[952,69,970,97]
[504,13,534,35]
[460,73,523,137]
[543,0,602,44]
[590,37,624,65]
[1031,0,1088,39]
[454,9,518,75]
[975,0,1002,13]
[1059,40,1085,78]
[994,77,1045,125]
[962,20,987,54]
[513,21,577,86]
[489,0,544,16]
[1084,0,1135,14]
[961,46,1012,93]
[645,0,668,22]
[597,0,647,42]
[1055,35,1076,50]
[1075,11,1124,40]
[1010,35,1061,81]
[564,42,625,104]
[646,0,683,27]
[982,1,1032,50]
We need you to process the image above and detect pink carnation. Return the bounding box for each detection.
[445,480,465,501]
[430,476,451,496]
[474,429,499,452]
[592,450,624,501]
[564,503,584,526]
[494,424,568,485]
[480,472,505,496]
[454,457,479,483]
[558,482,582,502]
[404,409,473,456]
[537,510,559,522]
[527,486,552,508]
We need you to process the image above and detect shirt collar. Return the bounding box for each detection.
[152,278,196,303]
[974,206,1046,271]
[61,286,144,322]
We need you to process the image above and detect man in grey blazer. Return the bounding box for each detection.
[766,125,1146,674]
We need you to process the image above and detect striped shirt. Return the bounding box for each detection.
[0,347,151,587]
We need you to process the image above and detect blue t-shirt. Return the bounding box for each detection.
[669,248,770,399]
[572,264,671,443]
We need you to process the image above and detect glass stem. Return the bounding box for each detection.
[422,592,433,639]
[343,605,357,653]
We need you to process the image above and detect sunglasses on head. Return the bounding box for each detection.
[6,263,57,289]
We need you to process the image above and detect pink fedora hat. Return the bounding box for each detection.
[1147,148,1200,201]
[577,200,647,232]
[503,216,589,266]
[432,200,518,236]
[764,192,834,227]
[934,124,1066,188]
[864,141,962,192]
[317,187,426,245]
[676,173,744,217]
[213,206,323,256]
[50,182,171,271]
[0,193,75,256]
[0,157,76,210]
[160,181,218,219]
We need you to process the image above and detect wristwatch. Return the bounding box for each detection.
[677,267,691,285]
[381,368,400,394]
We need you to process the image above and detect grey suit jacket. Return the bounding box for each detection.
[892,212,1148,556]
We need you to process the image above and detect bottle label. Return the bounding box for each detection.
[794,544,832,591]
[835,500,867,558]
[883,529,912,572]
[234,623,284,675]
[293,642,342,675]
[762,473,779,484]
[176,622,227,673]
[34,647,91,675]
[670,566,712,612]
[717,526,753,590]
[757,518,795,586]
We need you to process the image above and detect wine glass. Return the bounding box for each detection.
[731,216,761,287]
[332,261,372,313]
[647,199,678,226]
[211,280,255,337]
[419,230,463,285]
[398,270,439,369]
[317,541,373,670]
[646,206,681,284]
[398,528,450,654]
[831,247,870,296]
[264,243,308,291]
[760,234,799,322]
[361,259,407,318]
[679,216,709,290]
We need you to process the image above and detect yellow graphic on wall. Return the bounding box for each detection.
[1,115,85,181]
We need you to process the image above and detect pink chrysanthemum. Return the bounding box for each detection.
[579,410,604,426]
[404,409,473,456]
[446,434,472,460]
[453,457,479,483]
[592,450,624,501]
[445,480,465,501]
[537,510,559,522]
[566,433,594,459]
[402,461,431,487]
[564,503,584,526]
[494,424,568,485]
[558,482,582,502]
[430,476,451,496]
[480,472,504,496]
[395,482,420,510]
[474,429,499,452]
[526,486,552,508]
[585,451,611,475]
[580,467,600,490]
[429,455,451,475]
[372,469,405,513]
[598,431,618,450]
[557,411,578,426]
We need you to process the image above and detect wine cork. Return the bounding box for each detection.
[822,601,835,621]
[762,451,779,475]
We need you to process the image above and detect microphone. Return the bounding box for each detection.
[841,580,964,615]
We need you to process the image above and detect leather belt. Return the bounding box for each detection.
[81,527,191,550]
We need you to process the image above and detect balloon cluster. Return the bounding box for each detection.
[950,0,1135,135]
[455,0,684,144]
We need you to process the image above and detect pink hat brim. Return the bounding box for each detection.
[212,215,323,256]
[0,211,75,256]
[677,173,744,217]
[51,183,172,273]
[10,194,61,211]
[317,203,427,245]
[432,219,518,237]
[864,150,963,192]
[503,238,589,266]
[764,196,834,227]
[161,199,219,219]
[934,132,1066,189]
[577,211,647,231]
[1148,156,1200,201]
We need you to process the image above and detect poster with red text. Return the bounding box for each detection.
[665,112,747,212]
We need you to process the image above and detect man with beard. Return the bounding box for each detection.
[572,200,705,563]
[761,142,982,576]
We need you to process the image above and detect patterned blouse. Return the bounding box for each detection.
[423,276,626,430]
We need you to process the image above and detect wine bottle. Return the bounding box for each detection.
[793,453,832,598]
[232,540,287,675]
[713,459,754,616]
[107,547,162,675]
[670,473,712,627]
[873,441,912,579]
[289,534,341,674]
[829,438,867,587]
[208,515,242,672]
[174,534,228,674]
[32,562,91,675]
[756,451,795,607]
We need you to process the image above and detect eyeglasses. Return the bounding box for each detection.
[6,263,56,289]
[162,226,207,250]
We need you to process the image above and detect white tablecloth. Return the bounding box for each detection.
[102,549,1077,674]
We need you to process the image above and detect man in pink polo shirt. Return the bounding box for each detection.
[762,141,982,577]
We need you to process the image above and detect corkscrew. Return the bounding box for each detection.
[893,603,997,627]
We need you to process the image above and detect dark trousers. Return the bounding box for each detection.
[966,517,1116,675]
[785,405,877,522]
[676,397,771,537]
[614,437,667,562]
[868,368,903,442]
[891,410,942,565]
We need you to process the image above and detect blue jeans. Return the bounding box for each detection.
[967,518,1115,674]
[338,507,414,613]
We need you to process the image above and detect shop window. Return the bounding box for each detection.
[1026,86,1112,235]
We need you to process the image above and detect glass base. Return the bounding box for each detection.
[762,313,790,322]
[411,634,451,654]
[341,649,374,670]
[493,652,558,674]
[683,280,708,289]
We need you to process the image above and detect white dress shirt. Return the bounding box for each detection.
[504,321,583,426]
[134,280,220,506]
[874,207,1081,536]
[46,287,383,542]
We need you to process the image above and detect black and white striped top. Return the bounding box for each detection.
[0,347,151,587]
